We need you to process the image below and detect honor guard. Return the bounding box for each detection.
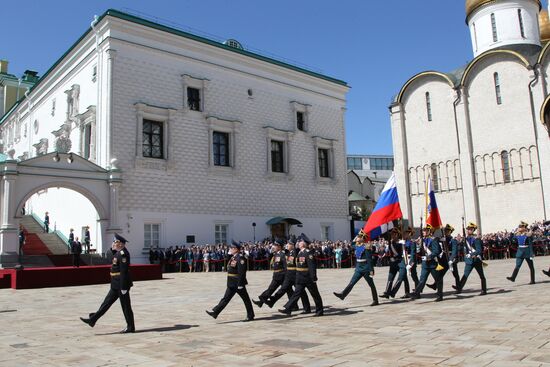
[333,230,379,306]
[389,226,415,299]
[206,241,255,322]
[454,222,487,296]
[427,224,461,291]
[264,239,311,313]
[507,221,535,284]
[380,228,403,299]
[80,233,135,333]
[253,239,289,308]
[279,234,324,316]
[411,225,443,302]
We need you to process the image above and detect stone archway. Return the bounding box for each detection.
[0,152,122,268]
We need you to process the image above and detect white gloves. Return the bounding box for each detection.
[238,286,244,290]
[406,265,412,271]
[530,257,534,261]
[448,261,453,266]
[398,240,405,245]
[121,290,128,295]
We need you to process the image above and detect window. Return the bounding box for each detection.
[213,131,229,166]
[518,9,525,38]
[271,140,284,173]
[431,163,439,191]
[92,65,97,82]
[51,99,56,116]
[347,157,362,170]
[187,87,201,111]
[144,224,160,248]
[494,72,502,105]
[491,13,498,42]
[501,151,511,183]
[370,157,394,171]
[142,119,164,159]
[83,124,92,159]
[426,92,432,121]
[321,225,332,241]
[318,148,330,177]
[297,111,305,131]
[473,22,478,52]
[215,224,228,244]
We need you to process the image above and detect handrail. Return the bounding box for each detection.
[29,212,70,248]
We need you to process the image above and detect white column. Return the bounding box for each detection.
[105,49,116,168]
[0,161,19,256]
[108,180,121,232]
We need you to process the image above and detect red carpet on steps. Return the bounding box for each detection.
[22,231,53,255]
[0,265,162,289]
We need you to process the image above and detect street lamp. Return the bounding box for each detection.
[252,222,256,243]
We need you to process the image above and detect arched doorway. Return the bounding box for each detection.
[0,152,121,268]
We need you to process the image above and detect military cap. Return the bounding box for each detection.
[518,221,529,228]
[274,239,284,247]
[298,233,311,245]
[422,224,433,231]
[287,237,296,245]
[230,240,241,249]
[405,226,415,235]
[114,233,128,244]
[444,224,455,233]
[466,222,478,230]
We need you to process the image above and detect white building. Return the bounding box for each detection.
[391,0,550,233]
[0,9,350,264]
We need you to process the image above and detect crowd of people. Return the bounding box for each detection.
[147,220,550,273]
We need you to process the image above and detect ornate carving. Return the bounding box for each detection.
[55,136,72,153]
[33,138,49,156]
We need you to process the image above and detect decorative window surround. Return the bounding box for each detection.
[75,105,97,162]
[134,103,176,171]
[181,74,209,114]
[290,101,310,132]
[33,138,49,156]
[313,136,337,185]
[65,84,80,121]
[264,126,294,181]
[206,116,241,176]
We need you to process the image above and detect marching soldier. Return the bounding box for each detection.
[333,230,378,306]
[206,241,255,322]
[411,225,443,302]
[380,228,403,299]
[80,233,135,333]
[253,239,288,308]
[279,234,324,316]
[389,227,414,299]
[454,222,487,296]
[264,239,311,313]
[427,224,461,291]
[507,221,535,285]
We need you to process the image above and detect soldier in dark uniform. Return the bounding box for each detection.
[264,239,311,313]
[279,234,324,316]
[253,239,288,308]
[411,225,443,302]
[80,233,135,333]
[389,227,415,299]
[68,228,75,246]
[333,230,378,306]
[84,226,91,254]
[44,212,50,233]
[206,241,255,321]
[507,221,535,284]
[427,224,461,291]
[380,228,403,299]
[454,222,487,296]
[18,225,25,256]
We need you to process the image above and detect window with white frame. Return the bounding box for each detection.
[144,223,160,248]
[313,136,336,182]
[134,103,176,169]
[321,225,332,241]
[206,116,241,171]
[494,72,502,105]
[181,74,209,113]
[491,13,498,42]
[291,101,310,132]
[264,127,293,177]
[215,224,228,244]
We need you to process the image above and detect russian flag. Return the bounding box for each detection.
[362,172,403,240]
[425,175,442,229]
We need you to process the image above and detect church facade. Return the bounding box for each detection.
[0,9,349,261]
[392,0,550,233]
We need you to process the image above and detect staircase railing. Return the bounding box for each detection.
[30,212,71,250]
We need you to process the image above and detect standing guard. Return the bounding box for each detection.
[380,228,403,299]
[454,222,487,296]
[507,221,535,284]
[206,241,255,321]
[333,230,378,306]
[279,234,324,316]
[411,225,443,302]
[80,233,135,333]
[389,226,415,299]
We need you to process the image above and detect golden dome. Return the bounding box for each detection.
[466,0,541,19]
[540,9,550,43]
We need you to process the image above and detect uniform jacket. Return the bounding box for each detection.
[227,253,247,288]
[464,236,484,264]
[353,242,375,273]
[272,250,287,281]
[512,234,534,259]
[110,247,133,291]
[296,249,317,284]
[421,237,441,268]
[445,236,460,262]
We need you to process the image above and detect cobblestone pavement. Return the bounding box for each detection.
[1,258,550,366]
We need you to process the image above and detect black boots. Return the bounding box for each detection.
[507,268,519,282]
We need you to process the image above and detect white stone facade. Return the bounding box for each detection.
[0,10,349,261]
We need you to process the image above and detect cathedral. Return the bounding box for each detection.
[391,0,550,233]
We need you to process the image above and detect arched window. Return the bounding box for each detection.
[425,92,432,122]
[494,72,502,105]
[501,151,511,183]
[431,163,439,191]
[518,9,525,38]
[491,13,498,42]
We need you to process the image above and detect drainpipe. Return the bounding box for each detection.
[528,64,547,220]
[24,89,32,157]
[452,88,469,223]
[90,15,101,164]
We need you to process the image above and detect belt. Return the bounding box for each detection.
[227,274,238,277]
[273,269,284,273]
[287,267,296,270]
[519,245,529,248]
[296,268,309,272]
[356,259,367,262]
[110,272,120,276]
[421,256,427,261]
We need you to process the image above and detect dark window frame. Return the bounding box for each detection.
[213,131,230,167]
[318,148,330,178]
[271,140,284,173]
[142,119,164,159]
[187,87,201,111]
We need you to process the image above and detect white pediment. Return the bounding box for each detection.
[17,152,108,174]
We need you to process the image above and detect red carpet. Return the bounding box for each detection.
[22,231,52,255]
[0,264,162,289]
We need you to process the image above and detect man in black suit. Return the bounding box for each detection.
[71,237,82,267]
[80,233,135,333]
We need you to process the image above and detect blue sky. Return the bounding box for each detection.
[3,1,545,155]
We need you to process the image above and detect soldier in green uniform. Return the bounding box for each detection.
[380,228,404,299]
[279,234,324,316]
[411,225,443,302]
[427,224,461,291]
[507,221,535,285]
[80,233,135,333]
[454,222,487,296]
[206,241,255,322]
[389,226,414,299]
[333,230,379,306]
